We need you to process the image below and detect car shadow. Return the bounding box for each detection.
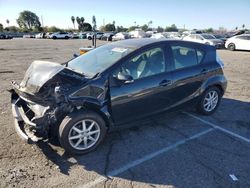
[36,97,250,186]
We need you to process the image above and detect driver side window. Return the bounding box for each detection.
[114,47,166,80]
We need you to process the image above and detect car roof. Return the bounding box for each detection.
[111,38,175,49]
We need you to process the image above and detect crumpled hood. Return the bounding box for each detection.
[20,61,64,90]
[18,61,85,95]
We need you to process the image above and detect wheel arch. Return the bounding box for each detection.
[70,100,113,130]
[201,75,227,95]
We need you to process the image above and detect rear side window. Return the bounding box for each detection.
[236,36,248,40]
[171,45,205,70]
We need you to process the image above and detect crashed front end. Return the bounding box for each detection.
[10,61,86,143]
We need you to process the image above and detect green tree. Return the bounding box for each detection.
[75,16,91,31]
[116,26,127,32]
[128,26,137,32]
[7,26,19,32]
[141,24,148,32]
[165,24,178,32]
[157,26,164,33]
[47,26,61,32]
[82,23,92,31]
[71,16,75,29]
[17,10,41,30]
[242,24,245,30]
[104,23,115,31]
[203,27,214,33]
[0,23,3,32]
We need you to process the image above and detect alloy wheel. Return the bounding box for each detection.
[68,119,100,150]
[203,90,219,112]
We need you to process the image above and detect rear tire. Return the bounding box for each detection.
[228,43,235,51]
[196,87,222,115]
[59,110,107,155]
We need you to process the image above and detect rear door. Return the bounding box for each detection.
[167,42,207,108]
[109,45,174,125]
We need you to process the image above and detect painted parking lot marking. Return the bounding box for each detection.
[79,128,214,188]
[185,112,250,143]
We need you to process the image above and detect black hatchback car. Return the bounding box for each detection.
[10,39,227,154]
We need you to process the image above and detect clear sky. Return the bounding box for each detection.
[0,0,249,30]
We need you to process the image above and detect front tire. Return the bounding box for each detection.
[196,87,222,115]
[59,110,107,155]
[228,43,235,51]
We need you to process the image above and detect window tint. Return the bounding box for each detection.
[196,35,203,40]
[114,47,166,80]
[171,45,204,70]
[236,36,248,40]
[190,35,195,39]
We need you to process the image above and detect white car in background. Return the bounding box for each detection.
[112,32,130,41]
[129,30,146,38]
[151,32,169,39]
[225,34,250,51]
[183,34,224,48]
[50,32,72,39]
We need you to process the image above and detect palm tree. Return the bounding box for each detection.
[242,24,245,30]
[80,17,85,24]
[6,19,9,27]
[71,16,75,29]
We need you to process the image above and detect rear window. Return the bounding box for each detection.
[171,45,205,70]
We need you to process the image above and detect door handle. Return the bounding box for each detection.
[159,80,172,87]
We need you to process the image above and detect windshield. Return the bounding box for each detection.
[201,34,216,39]
[67,44,134,77]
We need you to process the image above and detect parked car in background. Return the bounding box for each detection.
[225,34,250,51]
[151,32,169,39]
[100,32,114,41]
[79,32,87,39]
[112,32,130,41]
[183,34,224,48]
[10,39,227,154]
[0,33,13,39]
[213,34,227,43]
[49,32,72,39]
[23,34,35,38]
[35,33,46,39]
[71,33,79,39]
[129,30,146,38]
[87,32,104,40]
[45,32,53,39]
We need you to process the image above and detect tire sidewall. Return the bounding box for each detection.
[197,87,222,115]
[59,110,107,155]
[228,43,235,51]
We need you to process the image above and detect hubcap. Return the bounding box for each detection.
[68,119,100,150]
[203,90,219,112]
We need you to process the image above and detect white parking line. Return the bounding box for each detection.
[184,112,250,143]
[79,128,214,188]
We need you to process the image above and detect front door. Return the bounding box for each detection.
[109,46,173,125]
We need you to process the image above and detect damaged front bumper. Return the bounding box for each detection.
[11,91,51,143]
[10,86,70,144]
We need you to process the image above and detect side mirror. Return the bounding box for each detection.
[117,72,134,84]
